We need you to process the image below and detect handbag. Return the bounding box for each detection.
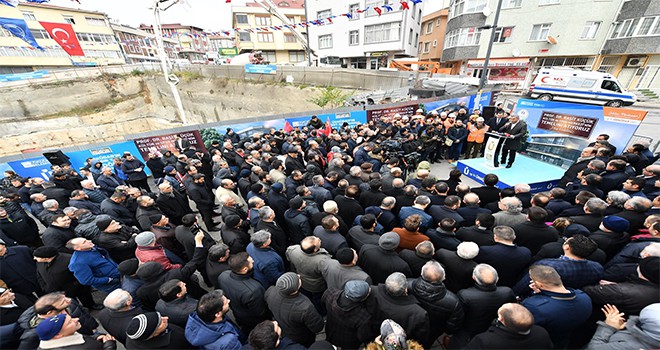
[445,139,453,147]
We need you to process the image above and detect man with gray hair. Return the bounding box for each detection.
[310,200,349,236]
[382,167,402,192]
[81,179,107,203]
[38,199,63,226]
[570,197,608,232]
[399,240,436,277]
[451,264,516,348]
[476,226,532,287]
[615,196,652,233]
[399,195,433,231]
[309,175,332,208]
[514,183,532,209]
[379,196,399,232]
[385,177,406,198]
[205,243,230,289]
[408,261,464,347]
[97,289,143,345]
[558,146,597,188]
[605,190,631,215]
[247,230,285,289]
[255,206,287,258]
[493,196,526,227]
[435,241,479,292]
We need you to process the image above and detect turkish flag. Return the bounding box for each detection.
[323,118,332,136]
[283,121,293,133]
[39,21,84,56]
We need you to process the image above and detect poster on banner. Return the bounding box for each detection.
[367,103,420,123]
[65,142,151,177]
[133,130,206,160]
[513,99,646,169]
[7,156,53,180]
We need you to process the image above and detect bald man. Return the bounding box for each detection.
[457,193,492,227]
[466,303,553,349]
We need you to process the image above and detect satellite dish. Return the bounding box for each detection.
[547,36,558,44]
[512,49,521,57]
[482,7,491,16]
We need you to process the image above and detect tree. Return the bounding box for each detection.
[308,86,351,109]
[200,128,223,148]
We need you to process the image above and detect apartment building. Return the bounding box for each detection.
[418,9,448,62]
[112,24,178,64]
[139,23,209,63]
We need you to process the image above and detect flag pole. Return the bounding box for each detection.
[152,0,187,125]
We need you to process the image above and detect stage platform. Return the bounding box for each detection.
[456,155,566,193]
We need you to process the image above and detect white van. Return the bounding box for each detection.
[528,68,636,107]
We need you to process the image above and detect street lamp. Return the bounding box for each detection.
[475,0,504,109]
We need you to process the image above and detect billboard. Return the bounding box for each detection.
[8,156,53,180]
[133,130,206,160]
[65,141,151,176]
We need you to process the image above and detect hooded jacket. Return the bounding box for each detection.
[283,209,312,245]
[409,278,464,347]
[184,312,242,350]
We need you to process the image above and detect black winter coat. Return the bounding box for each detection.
[218,271,270,331]
[96,226,139,263]
[434,249,478,293]
[454,284,516,345]
[155,191,192,226]
[583,275,659,316]
[465,321,553,349]
[409,278,464,347]
[42,225,76,253]
[369,284,430,345]
[35,253,84,295]
[100,199,136,227]
[264,288,325,347]
[359,244,412,284]
[97,307,143,345]
[322,288,374,349]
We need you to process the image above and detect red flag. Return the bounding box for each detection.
[39,21,84,56]
[400,1,410,10]
[323,118,332,136]
[284,121,293,133]
[374,7,382,16]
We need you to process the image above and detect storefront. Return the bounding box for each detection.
[466,57,530,85]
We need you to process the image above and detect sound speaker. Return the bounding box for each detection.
[482,106,497,121]
[42,150,70,166]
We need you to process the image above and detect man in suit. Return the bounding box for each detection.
[174,135,191,153]
[485,110,509,133]
[497,114,527,168]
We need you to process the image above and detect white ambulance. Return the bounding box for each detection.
[528,68,636,107]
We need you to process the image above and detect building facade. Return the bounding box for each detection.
[306,0,425,69]
[231,0,307,65]
[112,24,178,64]
[441,0,624,87]
[418,9,448,62]
[595,0,660,90]
[139,23,209,63]
[0,3,124,73]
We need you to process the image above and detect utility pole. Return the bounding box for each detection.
[303,1,311,66]
[475,0,504,110]
[152,0,187,125]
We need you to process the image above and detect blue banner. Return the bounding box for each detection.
[0,163,14,174]
[245,64,277,74]
[0,17,43,50]
[8,156,53,180]
[66,141,151,176]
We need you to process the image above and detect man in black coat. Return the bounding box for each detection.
[156,182,193,226]
[0,240,42,298]
[435,241,479,293]
[205,243,230,289]
[97,289,144,345]
[451,264,516,348]
[42,214,76,253]
[121,153,151,193]
[334,185,363,227]
[496,114,527,168]
[613,196,651,234]
[33,246,95,308]
[465,303,553,349]
[358,232,412,284]
[100,192,137,227]
[95,218,139,263]
[188,174,218,231]
[512,207,560,256]
[322,281,374,349]
[471,174,501,208]
[41,182,71,208]
[599,159,629,194]
[455,213,496,247]
[475,226,532,287]
[558,147,597,188]
[457,193,492,227]
[218,252,270,334]
[0,207,41,247]
[284,147,306,176]
[255,206,288,258]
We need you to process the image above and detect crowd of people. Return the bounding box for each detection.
[0,106,659,350]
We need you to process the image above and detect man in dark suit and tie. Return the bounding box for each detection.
[486,110,509,133]
[174,135,191,153]
[497,114,527,168]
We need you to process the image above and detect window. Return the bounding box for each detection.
[86,17,106,27]
[409,29,413,44]
[423,42,431,53]
[319,34,333,49]
[502,0,522,8]
[349,4,360,20]
[415,33,418,47]
[235,14,248,24]
[29,29,50,39]
[262,51,276,63]
[22,12,36,21]
[539,0,560,4]
[426,22,433,34]
[255,16,272,26]
[239,32,251,42]
[284,33,297,43]
[349,30,359,45]
[366,0,396,17]
[257,32,274,42]
[289,51,305,63]
[610,17,660,38]
[365,22,401,43]
[444,27,482,48]
[601,80,621,92]
[580,21,601,39]
[437,19,441,25]
[493,26,514,43]
[317,9,332,20]
[433,40,437,47]
[539,57,592,69]
[529,23,551,41]
[637,17,655,36]
[449,0,488,18]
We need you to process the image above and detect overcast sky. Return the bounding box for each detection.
[46,0,447,31]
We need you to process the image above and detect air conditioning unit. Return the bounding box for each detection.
[626,57,646,67]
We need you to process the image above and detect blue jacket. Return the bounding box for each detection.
[448,126,469,142]
[69,247,120,292]
[354,146,372,166]
[185,312,242,350]
[246,243,285,289]
[398,206,433,232]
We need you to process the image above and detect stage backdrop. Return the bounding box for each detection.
[514,99,646,169]
[66,141,151,177]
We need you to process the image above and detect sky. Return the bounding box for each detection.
[44,0,448,32]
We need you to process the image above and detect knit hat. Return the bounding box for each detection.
[639,257,659,284]
[36,314,67,341]
[563,223,590,238]
[335,247,355,265]
[379,319,408,350]
[239,169,251,178]
[224,215,241,228]
[96,217,114,231]
[163,166,175,174]
[149,214,164,225]
[602,216,630,233]
[126,312,162,341]
[137,262,164,282]
[365,206,383,217]
[639,303,660,342]
[271,183,284,193]
[118,258,140,276]
[344,280,370,302]
[251,183,264,193]
[289,197,304,210]
[135,231,156,246]
[33,246,59,259]
[379,232,400,251]
[276,272,300,295]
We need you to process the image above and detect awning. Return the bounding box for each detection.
[467,57,530,68]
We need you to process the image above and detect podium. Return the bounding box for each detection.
[484,132,509,167]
